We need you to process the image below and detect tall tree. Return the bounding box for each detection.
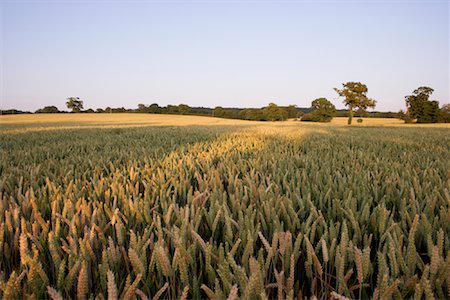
[66,97,84,113]
[405,87,440,123]
[334,82,376,125]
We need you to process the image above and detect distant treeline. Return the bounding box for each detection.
[2,103,399,120]
[134,103,298,121]
[0,109,32,115]
[3,83,448,124]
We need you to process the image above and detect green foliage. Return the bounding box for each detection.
[178,104,191,115]
[239,103,288,121]
[240,108,267,120]
[213,106,225,118]
[405,87,441,123]
[35,106,60,113]
[439,104,450,123]
[264,103,288,121]
[398,109,414,123]
[285,105,299,118]
[132,103,293,121]
[166,105,179,114]
[0,109,31,115]
[355,108,368,118]
[137,103,148,112]
[137,103,161,114]
[1,123,449,299]
[300,113,314,122]
[149,103,161,114]
[76,101,399,122]
[334,82,376,125]
[66,97,84,113]
[304,98,336,122]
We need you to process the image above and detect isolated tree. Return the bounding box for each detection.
[66,97,84,113]
[334,82,376,125]
[310,98,336,122]
[405,87,440,123]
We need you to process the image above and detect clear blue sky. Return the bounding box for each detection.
[1,0,449,112]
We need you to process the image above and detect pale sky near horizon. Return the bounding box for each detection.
[1,0,449,112]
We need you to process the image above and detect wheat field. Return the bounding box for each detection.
[0,114,449,299]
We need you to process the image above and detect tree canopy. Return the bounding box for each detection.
[439,104,450,123]
[286,105,299,118]
[311,98,336,122]
[334,82,376,125]
[301,98,336,122]
[213,106,225,118]
[66,97,84,113]
[178,104,191,115]
[35,106,60,114]
[264,103,289,121]
[405,87,440,123]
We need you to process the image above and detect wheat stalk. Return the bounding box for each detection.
[201,284,217,300]
[77,262,88,300]
[321,238,329,263]
[135,288,149,300]
[227,284,238,300]
[430,246,440,275]
[354,247,363,284]
[47,286,64,300]
[107,270,118,300]
[180,286,190,300]
[155,244,171,277]
[129,248,146,276]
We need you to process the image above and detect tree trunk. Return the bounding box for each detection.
[347,106,353,125]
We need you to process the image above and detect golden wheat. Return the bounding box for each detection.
[1,116,449,299]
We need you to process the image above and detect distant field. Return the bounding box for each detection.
[1,113,449,134]
[0,113,256,133]
[0,114,449,299]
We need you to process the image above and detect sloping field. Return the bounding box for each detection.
[0,114,257,134]
[3,114,448,134]
[0,114,449,299]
